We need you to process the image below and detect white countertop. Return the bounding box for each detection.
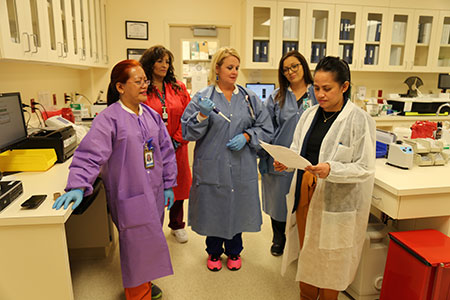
[0,159,72,226]
[373,115,450,122]
[375,159,450,196]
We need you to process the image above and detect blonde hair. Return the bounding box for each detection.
[208,47,241,84]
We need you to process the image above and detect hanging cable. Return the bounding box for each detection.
[75,93,93,105]
[34,107,45,128]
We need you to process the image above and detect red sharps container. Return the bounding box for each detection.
[380,229,450,300]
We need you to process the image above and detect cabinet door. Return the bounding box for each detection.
[384,8,415,71]
[276,2,306,63]
[99,0,108,65]
[408,11,439,72]
[305,3,335,67]
[68,0,83,63]
[432,11,450,71]
[242,0,277,69]
[92,0,101,65]
[0,0,46,60]
[333,6,362,70]
[78,0,89,63]
[42,0,66,61]
[358,7,389,71]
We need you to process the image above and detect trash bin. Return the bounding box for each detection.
[380,229,450,300]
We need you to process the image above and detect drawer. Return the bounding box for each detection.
[371,185,400,219]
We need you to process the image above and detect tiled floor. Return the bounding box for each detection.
[70,200,354,300]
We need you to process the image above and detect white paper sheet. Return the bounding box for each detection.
[260,141,312,170]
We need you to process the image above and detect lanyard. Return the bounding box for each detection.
[156,84,166,106]
[155,84,168,123]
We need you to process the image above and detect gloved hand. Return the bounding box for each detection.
[52,189,84,210]
[258,158,268,176]
[226,133,247,151]
[171,138,180,151]
[198,97,215,116]
[164,188,175,210]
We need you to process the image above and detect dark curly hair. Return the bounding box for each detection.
[139,45,181,95]
[275,50,313,108]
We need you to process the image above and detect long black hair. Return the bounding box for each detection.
[139,45,181,94]
[314,56,351,101]
[276,50,313,108]
[106,59,142,106]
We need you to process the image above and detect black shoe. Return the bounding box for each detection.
[151,284,162,299]
[270,243,284,256]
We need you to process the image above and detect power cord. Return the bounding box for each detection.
[75,93,93,105]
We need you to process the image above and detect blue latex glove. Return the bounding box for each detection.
[258,158,268,176]
[226,133,247,151]
[52,189,84,210]
[164,188,175,210]
[198,97,215,116]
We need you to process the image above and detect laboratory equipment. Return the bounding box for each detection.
[346,216,390,300]
[438,73,450,93]
[401,76,423,98]
[380,229,450,300]
[0,92,28,153]
[245,83,275,102]
[13,126,77,163]
[387,141,414,169]
[436,102,450,116]
[200,97,231,122]
[0,92,26,211]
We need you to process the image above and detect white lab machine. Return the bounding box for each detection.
[346,216,390,300]
[377,129,414,169]
[45,115,88,144]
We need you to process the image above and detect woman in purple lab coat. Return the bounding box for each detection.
[53,59,177,300]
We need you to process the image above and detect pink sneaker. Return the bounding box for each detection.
[226,255,241,271]
[207,255,222,272]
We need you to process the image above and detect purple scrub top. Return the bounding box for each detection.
[66,101,177,288]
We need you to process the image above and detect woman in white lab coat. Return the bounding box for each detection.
[275,56,376,299]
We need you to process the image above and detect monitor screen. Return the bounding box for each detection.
[245,83,276,102]
[0,92,27,153]
[438,73,450,90]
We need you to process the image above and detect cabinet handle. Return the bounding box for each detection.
[63,43,68,58]
[372,195,382,202]
[22,33,31,53]
[31,34,38,53]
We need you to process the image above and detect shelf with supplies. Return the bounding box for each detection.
[181,39,219,96]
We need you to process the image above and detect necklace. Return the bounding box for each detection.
[322,110,339,123]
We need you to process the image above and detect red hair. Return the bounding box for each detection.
[107,59,142,105]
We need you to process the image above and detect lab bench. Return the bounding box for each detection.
[0,159,114,300]
[371,159,450,236]
[373,115,450,131]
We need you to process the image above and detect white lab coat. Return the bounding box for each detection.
[281,101,376,291]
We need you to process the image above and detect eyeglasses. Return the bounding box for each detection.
[132,79,150,86]
[283,63,300,74]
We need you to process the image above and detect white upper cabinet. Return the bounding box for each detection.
[0,0,108,67]
[332,6,362,70]
[0,0,48,61]
[383,8,415,71]
[305,3,335,68]
[242,0,277,69]
[432,10,450,71]
[276,2,307,62]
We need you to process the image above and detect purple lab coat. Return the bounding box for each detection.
[66,101,177,288]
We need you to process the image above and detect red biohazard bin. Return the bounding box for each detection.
[380,229,450,300]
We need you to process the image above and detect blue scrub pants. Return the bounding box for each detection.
[206,233,243,256]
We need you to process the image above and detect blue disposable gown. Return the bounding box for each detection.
[66,101,177,288]
[181,85,273,239]
[261,85,317,221]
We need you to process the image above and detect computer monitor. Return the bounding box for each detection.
[245,83,276,102]
[438,73,450,93]
[0,92,27,153]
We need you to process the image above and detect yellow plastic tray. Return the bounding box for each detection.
[0,149,57,172]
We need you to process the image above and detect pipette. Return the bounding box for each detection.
[201,97,231,123]
[212,107,231,123]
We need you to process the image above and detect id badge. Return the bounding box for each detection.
[144,148,154,169]
[162,106,169,125]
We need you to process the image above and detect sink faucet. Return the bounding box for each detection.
[436,103,450,116]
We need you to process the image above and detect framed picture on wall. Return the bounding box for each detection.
[125,21,148,40]
[127,48,147,61]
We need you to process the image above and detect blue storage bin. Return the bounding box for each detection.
[376,141,388,158]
